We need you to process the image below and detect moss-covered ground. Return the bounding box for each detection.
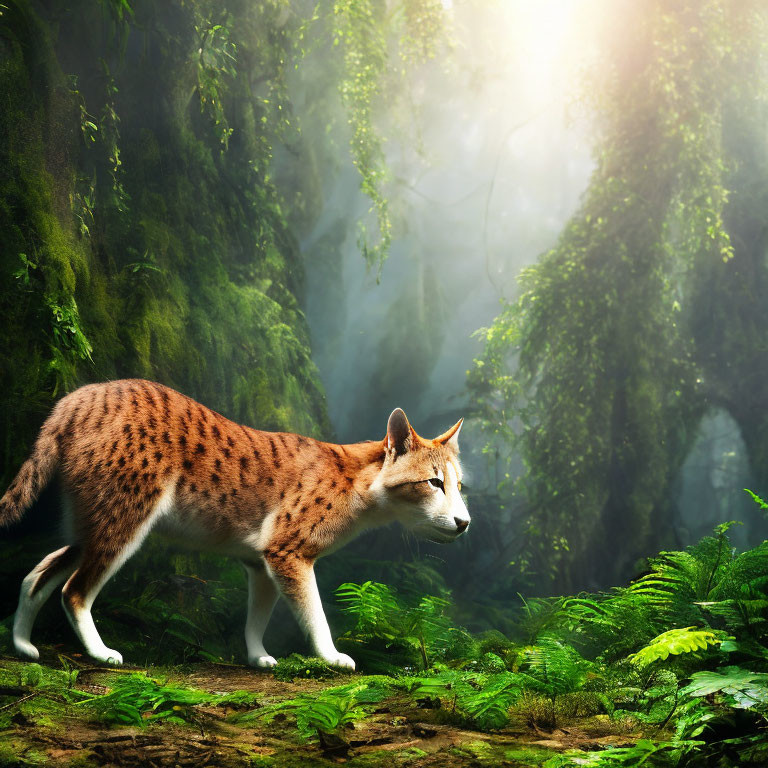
[0,652,648,768]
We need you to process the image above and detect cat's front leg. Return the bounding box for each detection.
[264,553,355,671]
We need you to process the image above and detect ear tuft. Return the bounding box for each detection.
[386,408,413,456]
[435,418,463,452]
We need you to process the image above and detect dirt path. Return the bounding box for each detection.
[0,656,642,767]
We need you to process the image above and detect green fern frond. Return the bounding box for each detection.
[251,678,394,740]
[335,580,473,670]
[458,672,525,730]
[744,488,768,511]
[401,669,535,730]
[80,673,215,726]
[524,636,589,696]
[627,627,723,667]
[335,581,400,632]
[544,739,703,767]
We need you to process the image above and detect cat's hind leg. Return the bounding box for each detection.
[13,545,81,660]
[61,550,127,666]
[242,560,279,668]
[61,487,174,666]
[61,531,149,666]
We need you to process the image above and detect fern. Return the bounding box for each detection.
[524,636,588,697]
[628,525,738,608]
[544,739,703,767]
[401,669,534,730]
[336,581,400,634]
[621,524,768,651]
[251,679,393,741]
[335,581,476,670]
[80,673,215,726]
[511,589,661,663]
[458,673,527,730]
[294,695,366,739]
[515,596,569,643]
[628,627,723,667]
[744,488,768,513]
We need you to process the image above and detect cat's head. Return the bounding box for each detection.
[371,408,470,542]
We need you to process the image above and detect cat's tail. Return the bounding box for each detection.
[0,422,60,528]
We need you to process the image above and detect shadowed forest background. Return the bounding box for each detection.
[2,1,768,766]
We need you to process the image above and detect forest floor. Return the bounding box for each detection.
[0,651,650,768]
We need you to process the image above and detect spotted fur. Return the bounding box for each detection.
[1,379,469,669]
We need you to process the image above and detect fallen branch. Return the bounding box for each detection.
[0,692,38,712]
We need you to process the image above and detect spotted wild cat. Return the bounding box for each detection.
[0,380,469,669]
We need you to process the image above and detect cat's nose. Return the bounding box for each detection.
[454,517,469,533]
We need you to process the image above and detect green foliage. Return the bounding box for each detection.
[460,673,526,730]
[336,580,400,633]
[744,489,768,514]
[333,0,391,271]
[628,628,723,668]
[325,519,768,762]
[82,673,215,727]
[0,658,93,731]
[402,668,530,730]
[524,636,589,699]
[544,740,703,768]
[627,524,768,649]
[681,667,768,710]
[331,0,446,271]
[252,678,392,741]
[336,580,475,671]
[468,0,767,592]
[0,658,264,742]
[272,654,342,682]
[193,12,238,150]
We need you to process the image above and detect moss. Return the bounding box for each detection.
[272,654,344,682]
[0,741,47,767]
[0,0,332,491]
[0,11,109,477]
[502,747,554,766]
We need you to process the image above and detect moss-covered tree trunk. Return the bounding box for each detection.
[690,97,768,501]
[0,0,332,487]
[471,0,756,591]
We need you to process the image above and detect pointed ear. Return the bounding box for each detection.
[386,408,413,456]
[435,418,463,452]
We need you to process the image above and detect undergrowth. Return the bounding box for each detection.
[0,661,261,731]
[306,504,767,764]
[0,498,766,767]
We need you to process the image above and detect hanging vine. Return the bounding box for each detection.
[469,0,756,590]
[332,0,445,273]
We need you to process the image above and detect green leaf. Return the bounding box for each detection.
[681,666,768,709]
[628,627,722,667]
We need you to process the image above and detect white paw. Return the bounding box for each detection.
[92,649,123,666]
[251,655,278,669]
[14,639,39,661]
[323,652,356,671]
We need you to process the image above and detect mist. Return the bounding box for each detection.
[3,2,768,762]
[303,2,593,449]
[293,1,764,565]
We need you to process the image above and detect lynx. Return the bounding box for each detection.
[0,380,469,670]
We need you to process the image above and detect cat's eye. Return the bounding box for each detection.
[428,477,444,491]
[457,481,462,492]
